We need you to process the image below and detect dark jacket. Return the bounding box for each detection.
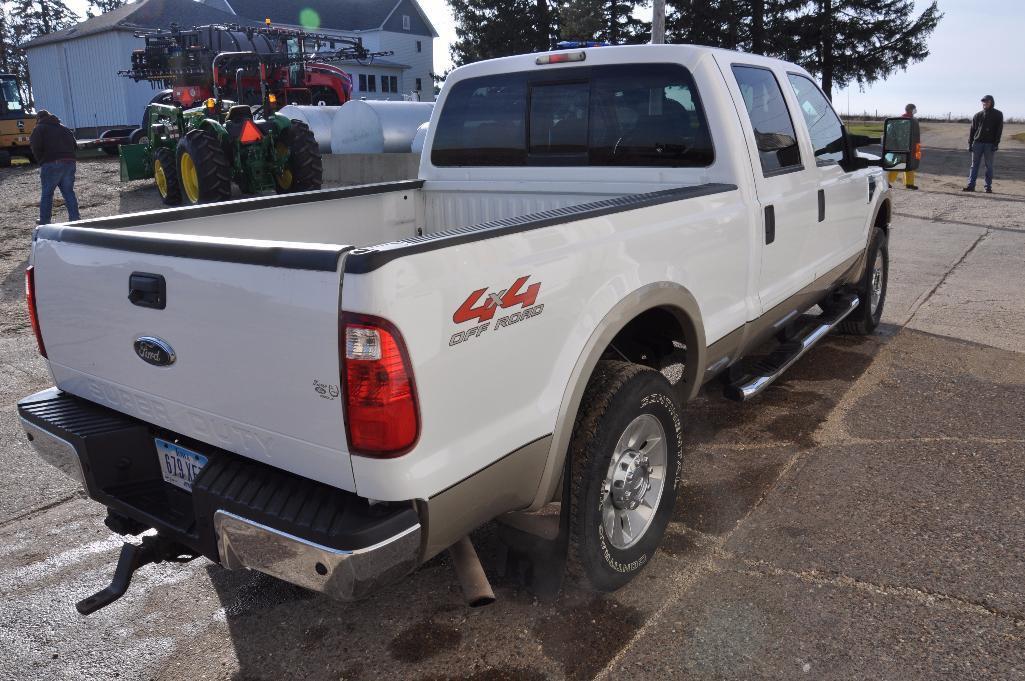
[29,112,77,164]
[969,108,1003,147]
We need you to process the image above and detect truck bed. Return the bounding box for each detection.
[59,179,667,248]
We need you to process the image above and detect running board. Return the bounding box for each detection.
[725,295,860,402]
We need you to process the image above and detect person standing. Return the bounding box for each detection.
[28,110,81,225]
[888,103,919,190]
[963,95,1003,193]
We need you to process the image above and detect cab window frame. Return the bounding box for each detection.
[430,63,716,169]
[786,71,846,167]
[730,63,805,178]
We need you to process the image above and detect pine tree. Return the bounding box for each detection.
[87,0,127,18]
[558,1,649,45]
[448,0,554,66]
[0,6,17,73]
[8,0,81,106]
[665,0,805,54]
[10,0,80,37]
[792,0,942,98]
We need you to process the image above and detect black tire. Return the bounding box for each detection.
[275,120,322,194]
[129,128,146,145]
[176,129,232,205]
[566,360,683,592]
[839,227,888,335]
[0,150,11,168]
[153,147,181,205]
[310,88,341,107]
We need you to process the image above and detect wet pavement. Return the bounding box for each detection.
[2,136,1025,679]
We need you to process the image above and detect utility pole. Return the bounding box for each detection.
[651,0,666,44]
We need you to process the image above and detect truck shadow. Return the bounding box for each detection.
[205,332,888,680]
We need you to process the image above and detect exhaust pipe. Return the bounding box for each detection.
[448,536,495,607]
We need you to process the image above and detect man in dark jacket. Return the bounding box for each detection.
[29,110,81,224]
[963,95,1003,193]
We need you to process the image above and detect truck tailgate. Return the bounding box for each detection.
[31,227,356,492]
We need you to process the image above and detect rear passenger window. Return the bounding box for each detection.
[431,63,714,168]
[731,65,802,175]
[787,73,845,165]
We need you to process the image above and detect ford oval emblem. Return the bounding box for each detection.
[134,336,176,366]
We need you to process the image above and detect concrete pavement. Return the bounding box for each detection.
[1,131,1024,679]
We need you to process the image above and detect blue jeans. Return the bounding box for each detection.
[967,142,996,189]
[39,161,80,225]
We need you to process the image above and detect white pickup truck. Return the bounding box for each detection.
[19,44,902,611]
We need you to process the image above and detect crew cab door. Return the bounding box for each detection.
[727,64,819,312]
[786,73,869,273]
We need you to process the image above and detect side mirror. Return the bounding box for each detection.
[881,117,921,171]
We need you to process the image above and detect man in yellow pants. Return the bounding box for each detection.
[887,103,919,190]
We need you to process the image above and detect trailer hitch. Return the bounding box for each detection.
[76,534,198,615]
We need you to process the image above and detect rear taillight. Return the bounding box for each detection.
[342,314,419,456]
[25,266,46,358]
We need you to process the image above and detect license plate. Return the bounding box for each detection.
[155,438,208,492]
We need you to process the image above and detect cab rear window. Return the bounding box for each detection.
[431,63,714,168]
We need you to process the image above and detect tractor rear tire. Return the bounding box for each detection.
[177,129,232,205]
[129,128,146,145]
[0,150,11,168]
[275,120,322,194]
[154,147,181,205]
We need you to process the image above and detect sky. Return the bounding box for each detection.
[416,0,1025,120]
[63,0,1024,119]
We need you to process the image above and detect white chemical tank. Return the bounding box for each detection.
[330,101,434,154]
[411,121,430,154]
[277,105,341,154]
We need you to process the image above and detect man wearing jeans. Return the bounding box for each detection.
[29,110,80,224]
[963,95,1003,193]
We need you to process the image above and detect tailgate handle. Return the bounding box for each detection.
[128,273,166,309]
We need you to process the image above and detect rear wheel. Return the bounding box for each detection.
[153,147,181,205]
[310,88,340,107]
[0,150,11,168]
[176,129,232,205]
[838,227,888,335]
[274,120,322,194]
[129,128,146,145]
[567,360,683,591]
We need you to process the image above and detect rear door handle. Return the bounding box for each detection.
[817,189,826,222]
[764,205,775,244]
[128,272,166,309]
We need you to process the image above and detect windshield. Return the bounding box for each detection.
[1,77,23,113]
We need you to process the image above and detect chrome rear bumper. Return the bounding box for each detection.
[18,387,422,602]
[215,511,421,600]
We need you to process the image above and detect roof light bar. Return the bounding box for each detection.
[536,51,586,66]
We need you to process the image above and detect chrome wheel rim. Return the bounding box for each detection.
[600,413,667,550]
[870,249,884,316]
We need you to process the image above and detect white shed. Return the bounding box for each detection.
[21,0,250,135]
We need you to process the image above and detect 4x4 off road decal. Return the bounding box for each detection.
[450,275,545,347]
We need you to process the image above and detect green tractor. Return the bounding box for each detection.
[120,95,321,205]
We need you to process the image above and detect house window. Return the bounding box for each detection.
[415,78,422,92]
[402,14,410,30]
[358,74,367,92]
[367,75,377,92]
[389,76,398,93]
[416,40,422,53]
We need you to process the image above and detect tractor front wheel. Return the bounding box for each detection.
[177,129,232,205]
[275,120,322,194]
[154,147,181,205]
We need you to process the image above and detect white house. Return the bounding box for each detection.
[21,0,438,134]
